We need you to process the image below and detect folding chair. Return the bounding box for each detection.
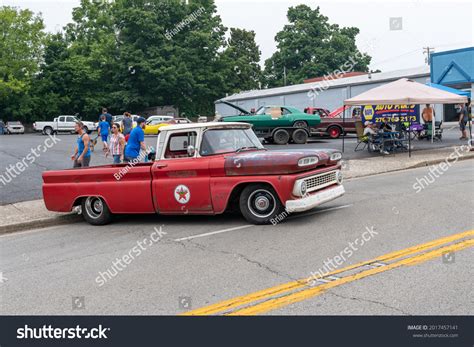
[354,120,368,151]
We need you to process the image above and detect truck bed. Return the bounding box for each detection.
[42,163,155,213]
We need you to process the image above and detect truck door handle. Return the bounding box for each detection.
[156,163,168,169]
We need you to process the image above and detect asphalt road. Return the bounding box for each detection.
[1,160,472,315]
[0,126,469,205]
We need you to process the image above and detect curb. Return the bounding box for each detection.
[0,213,82,235]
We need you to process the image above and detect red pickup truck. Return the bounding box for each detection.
[43,123,345,225]
[304,106,359,139]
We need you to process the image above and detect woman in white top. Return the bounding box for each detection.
[107,123,125,164]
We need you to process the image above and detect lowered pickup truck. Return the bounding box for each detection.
[42,122,345,225]
[33,115,96,135]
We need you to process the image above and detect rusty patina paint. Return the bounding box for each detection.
[224,149,337,176]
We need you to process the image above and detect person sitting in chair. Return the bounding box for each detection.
[364,121,389,155]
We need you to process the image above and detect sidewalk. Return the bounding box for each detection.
[343,145,474,179]
[1,145,473,234]
[0,200,81,234]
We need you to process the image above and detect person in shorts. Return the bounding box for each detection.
[98,115,110,151]
[71,121,91,168]
[458,103,469,140]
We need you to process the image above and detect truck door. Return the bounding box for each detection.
[65,116,77,132]
[57,116,66,132]
[152,130,213,214]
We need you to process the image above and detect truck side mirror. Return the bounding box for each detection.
[187,145,196,157]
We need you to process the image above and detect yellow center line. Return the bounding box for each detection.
[182,230,474,316]
[227,239,474,315]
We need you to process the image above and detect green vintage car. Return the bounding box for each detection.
[215,101,320,145]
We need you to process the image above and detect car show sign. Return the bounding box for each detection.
[361,104,420,124]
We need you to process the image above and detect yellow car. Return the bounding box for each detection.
[144,118,193,135]
[143,119,170,135]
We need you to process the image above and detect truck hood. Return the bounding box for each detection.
[224,149,341,176]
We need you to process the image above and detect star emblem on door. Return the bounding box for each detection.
[174,185,190,204]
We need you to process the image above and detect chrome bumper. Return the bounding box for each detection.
[285,185,345,213]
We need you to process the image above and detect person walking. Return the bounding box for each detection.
[98,115,110,151]
[122,112,133,136]
[71,121,91,168]
[124,117,147,163]
[99,108,113,128]
[0,119,5,135]
[457,103,469,140]
[107,123,125,164]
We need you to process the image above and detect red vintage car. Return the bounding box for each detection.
[304,106,360,139]
[42,123,345,225]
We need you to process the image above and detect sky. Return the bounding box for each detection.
[2,0,473,73]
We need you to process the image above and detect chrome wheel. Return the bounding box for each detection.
[85,196,104,219]
[247,189,276,218]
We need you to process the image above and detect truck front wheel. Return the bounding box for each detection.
[239,184,285,225]
[82,196,113,225]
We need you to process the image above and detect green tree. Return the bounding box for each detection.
[263,5,371,87]
[112,0,228,116]
[222,28,262,94]
[0,6,45,121]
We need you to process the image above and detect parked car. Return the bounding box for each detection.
[304,106,359,139]
[147,115,174,123]
[167,117,192,124]
[144,118,193,135]
[33,116,96,135]
[6,121,25,134]
[215,101,320,145]
[144,118,169,135]
[42,122,344,226]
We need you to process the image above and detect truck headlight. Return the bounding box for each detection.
[336,170,343,184]
[298,156,318,167]
[330,152,342,161]
[300,181,307,196]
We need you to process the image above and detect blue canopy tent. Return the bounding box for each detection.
[425,83,471,97]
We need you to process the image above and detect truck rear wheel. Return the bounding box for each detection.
[293,121,308,129]
[239,184,285,225]
[81,196,113,225]
[272,129,290,145]
[292,128,308,144]
[327,126,342,139]
[44,126,54,136]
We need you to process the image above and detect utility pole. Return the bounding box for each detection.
[283,66,287,86]
[423,47,435,65]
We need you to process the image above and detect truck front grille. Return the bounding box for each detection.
[304,171,338,193]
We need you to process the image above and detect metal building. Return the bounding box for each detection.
[216,66,438,119]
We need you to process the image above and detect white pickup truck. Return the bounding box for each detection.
[33,115,96,135]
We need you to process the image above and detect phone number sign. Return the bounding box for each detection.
[362,104,420,123]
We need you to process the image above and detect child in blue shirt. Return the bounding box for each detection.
[98,115,110,151]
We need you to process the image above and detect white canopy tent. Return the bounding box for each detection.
[344,78,468,106]
[343,78,469,155]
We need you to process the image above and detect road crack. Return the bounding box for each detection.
[173,238,296,281]
[327,291,411,315]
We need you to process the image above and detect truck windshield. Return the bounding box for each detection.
[200,128,264,156]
